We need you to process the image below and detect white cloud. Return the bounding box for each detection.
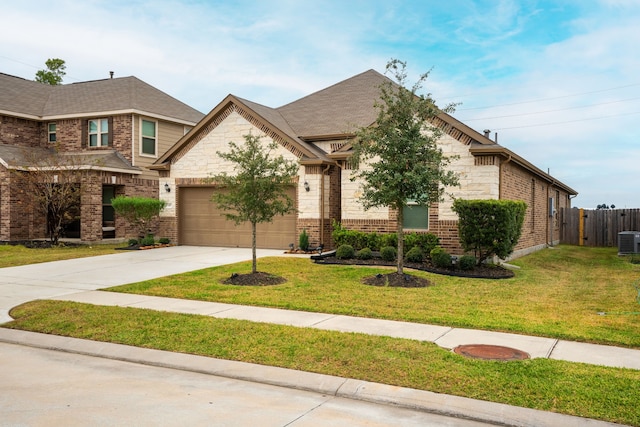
[2,0,639,208]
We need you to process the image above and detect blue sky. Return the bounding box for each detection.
[2,0,639,208]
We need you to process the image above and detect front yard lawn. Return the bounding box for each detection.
[109,245,640,348]
[0,243,120,268]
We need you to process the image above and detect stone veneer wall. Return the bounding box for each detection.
[160,111,312,246]
[338,135,499,253]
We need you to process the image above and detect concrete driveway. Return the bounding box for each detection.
[0,246,283,323]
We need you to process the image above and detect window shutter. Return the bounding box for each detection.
[108,117,114,146]
[81,120,88,146]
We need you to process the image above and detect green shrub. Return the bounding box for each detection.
[380,233,397,249]
[111,196,166,238]
[452,199,527,264]
[405,246,424,263]
[366,233,381,251]
[140,234,155,246]
[158,237,171,245]
[430,247,452,269]
[336,244,355,259]
[404,232,439,254]
[380,246,397,262]
[356,247,373,260]
[299,229,310,251]
[458,255,476,271]
[331,222,369,250]
[127,238,138,246]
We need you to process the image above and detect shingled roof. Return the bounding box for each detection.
[276,69,385,139]
[0,72,203,124]
[154,69,492,167]
[0,143,142,175]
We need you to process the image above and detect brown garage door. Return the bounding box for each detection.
[178,186,297,249]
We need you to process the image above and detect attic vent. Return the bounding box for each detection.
[475,156,497,166]
[330,142,348,152]
[618,231,640,254]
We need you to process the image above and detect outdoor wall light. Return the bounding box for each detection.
[304,181,310,192]
[164,183,171,193]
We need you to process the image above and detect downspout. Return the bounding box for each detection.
[320,164,331,246]
[548,178,556,247]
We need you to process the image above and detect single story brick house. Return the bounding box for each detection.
[153,69,577,258]
[0,72,203,242]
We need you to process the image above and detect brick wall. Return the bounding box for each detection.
[0,116,43,147]
[499,161,571,251]
[54,115,133,155]
[0,169,47,241]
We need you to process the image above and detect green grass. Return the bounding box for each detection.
[0,243,121,268]
[110,245,640,348]
[5,300,639,426]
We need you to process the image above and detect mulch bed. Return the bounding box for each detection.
[0,240,82,249]
[223,272,287,286]
[362,272,431,288]
[116,244,173,251]
[312,254,515,281]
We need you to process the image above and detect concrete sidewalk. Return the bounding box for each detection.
[49,289,640,370]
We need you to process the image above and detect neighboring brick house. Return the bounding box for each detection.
[0,72,203,242]
[153,69,577,258]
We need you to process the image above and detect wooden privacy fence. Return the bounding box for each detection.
[560,208,640,247]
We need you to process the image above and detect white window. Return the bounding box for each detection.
[403,200,429,230]
[48,123,56,143]
[89,119,109,147]
[141,119,157,156]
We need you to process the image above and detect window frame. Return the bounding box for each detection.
[47,122,57,143]
[140,118,158,157]
[402,199,429,231]
[88,118,109,147]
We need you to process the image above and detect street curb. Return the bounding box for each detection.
[0,328,623,427]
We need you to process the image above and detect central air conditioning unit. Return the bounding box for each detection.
[618,231,640,254]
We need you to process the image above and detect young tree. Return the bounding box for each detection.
[10,147,86,245]
[209,134,298,274]
[351,59,459,274]
[111,196,166,240]
[35,58,66,85]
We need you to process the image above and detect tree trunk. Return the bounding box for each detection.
[396,208,404,275]
[251,221,257,274]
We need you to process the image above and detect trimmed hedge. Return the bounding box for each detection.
[332,221,438,253]
[336,244,355,259]
[452,199,527,264]
[458,255,477,270]
[430,247,452,269]
[380,246,397,261]
[356,247,374,260]
[405,246,424,263]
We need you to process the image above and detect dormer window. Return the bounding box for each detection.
[48,123,57,143]
[88,119,109,147]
